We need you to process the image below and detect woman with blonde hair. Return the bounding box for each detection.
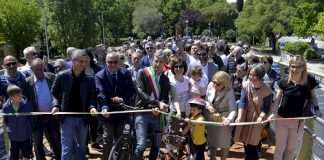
[268,55,319,160]
[205,71,237,160]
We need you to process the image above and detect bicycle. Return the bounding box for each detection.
[158,114,190,160]
[108,103,139,160]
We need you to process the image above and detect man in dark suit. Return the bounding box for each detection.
[51,49,97,160]
[95,52,135,159]
[26,58,61,160]
[134,50,170,160]
[140,42,156,67]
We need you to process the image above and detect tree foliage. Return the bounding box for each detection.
[132,6,163,39]
[200,1,237,36]
[162,0,186,36]
[313,12,324,34]
[236,0,297,52]
[0,0,41,57]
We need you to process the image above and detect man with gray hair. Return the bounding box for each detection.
[51,49,97,160]
[65,47,76,69]
[134,50,170,160]
[20,46,38,77]
[226,46,245,75]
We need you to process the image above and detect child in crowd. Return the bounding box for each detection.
[2,85,33,160]
[189,66,208,99]
[183,98,207,160]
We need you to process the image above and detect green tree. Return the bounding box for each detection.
[236,0,297,53]
[190,0,216,10]
[201,1,237,36]
[162,0,186,36]
[132,6,163,38]
[313,12,324,35]
[50,0,97,49]
[291,3,319,37]
[0,0,41,58]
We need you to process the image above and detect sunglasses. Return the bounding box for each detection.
[198,53,207,57]
[5,62,17,66]
[212,81,221,86]
[146,47,153,50]
[290,65,302,69]
[107,61,119,64]
[262,61,268,64]
[174,65,184,69]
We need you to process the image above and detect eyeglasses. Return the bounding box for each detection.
[107,61,119,64]
[146,47,153,50]
[243,47,249,49]
[262,61,268,64]
[198,53,207,57]
[212,81,221,86]
[290,65,302,69]
[174,65,184,69]
[5,62,17,66]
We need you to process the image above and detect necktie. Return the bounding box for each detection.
[112,74,117,83]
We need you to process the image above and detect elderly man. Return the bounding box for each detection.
[141,42,156,67]
[135,50,170,160]
[227,46,245,75]
[51,49,97,160]
[26,58,61,160]
[20,46,38,77]
[95,51,135,159]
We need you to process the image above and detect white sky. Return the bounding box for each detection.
[227,0,237,3]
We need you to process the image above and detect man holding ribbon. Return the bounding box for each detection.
[134,50,170,160]
[95,51,135,159]
[51,49,97,160]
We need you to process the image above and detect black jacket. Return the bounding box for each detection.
[51,69,96,123]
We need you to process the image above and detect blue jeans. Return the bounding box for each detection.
[60,117,88,160]
[134,113,161,160]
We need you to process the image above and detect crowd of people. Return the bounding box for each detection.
[0,35,321,160]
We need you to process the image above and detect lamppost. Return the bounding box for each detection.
[208,22,211,36]
[23,1,62,58]
[185,20,189,38]
[98,11,109,45]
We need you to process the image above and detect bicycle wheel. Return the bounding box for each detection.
[108,134,134,160]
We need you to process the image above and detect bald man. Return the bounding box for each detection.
[0,56,28,99]
[26,58,61,160]
[95,52,135,159]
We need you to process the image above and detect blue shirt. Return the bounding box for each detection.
[34,76,52,112]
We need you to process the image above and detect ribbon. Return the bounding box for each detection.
[0,109,320,127]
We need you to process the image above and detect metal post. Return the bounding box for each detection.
[41,7,50,58]
[208,22,211,36]
[101,11,105,44]
[185,20,188,38]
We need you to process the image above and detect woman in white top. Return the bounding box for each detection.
[205,71,237,160]
[169,58,190,134]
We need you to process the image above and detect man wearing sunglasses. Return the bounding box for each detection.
[20,47,38,77]
[141,42,156,67]
[0,55,28,158]
[95,52,135,159]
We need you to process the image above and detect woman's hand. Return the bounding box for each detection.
[207,105,215,114]
[235,117,242,123]
[223,119,231,126]
[257,116,263,123]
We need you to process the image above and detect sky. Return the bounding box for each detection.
[227,0,236,3]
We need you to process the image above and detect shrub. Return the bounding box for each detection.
[284,41,309,55]
[304,49,317,59]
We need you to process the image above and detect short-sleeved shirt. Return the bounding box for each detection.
[190,114,206,145]
[278,75,318,118]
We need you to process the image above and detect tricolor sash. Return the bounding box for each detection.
[144,67,161,99]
